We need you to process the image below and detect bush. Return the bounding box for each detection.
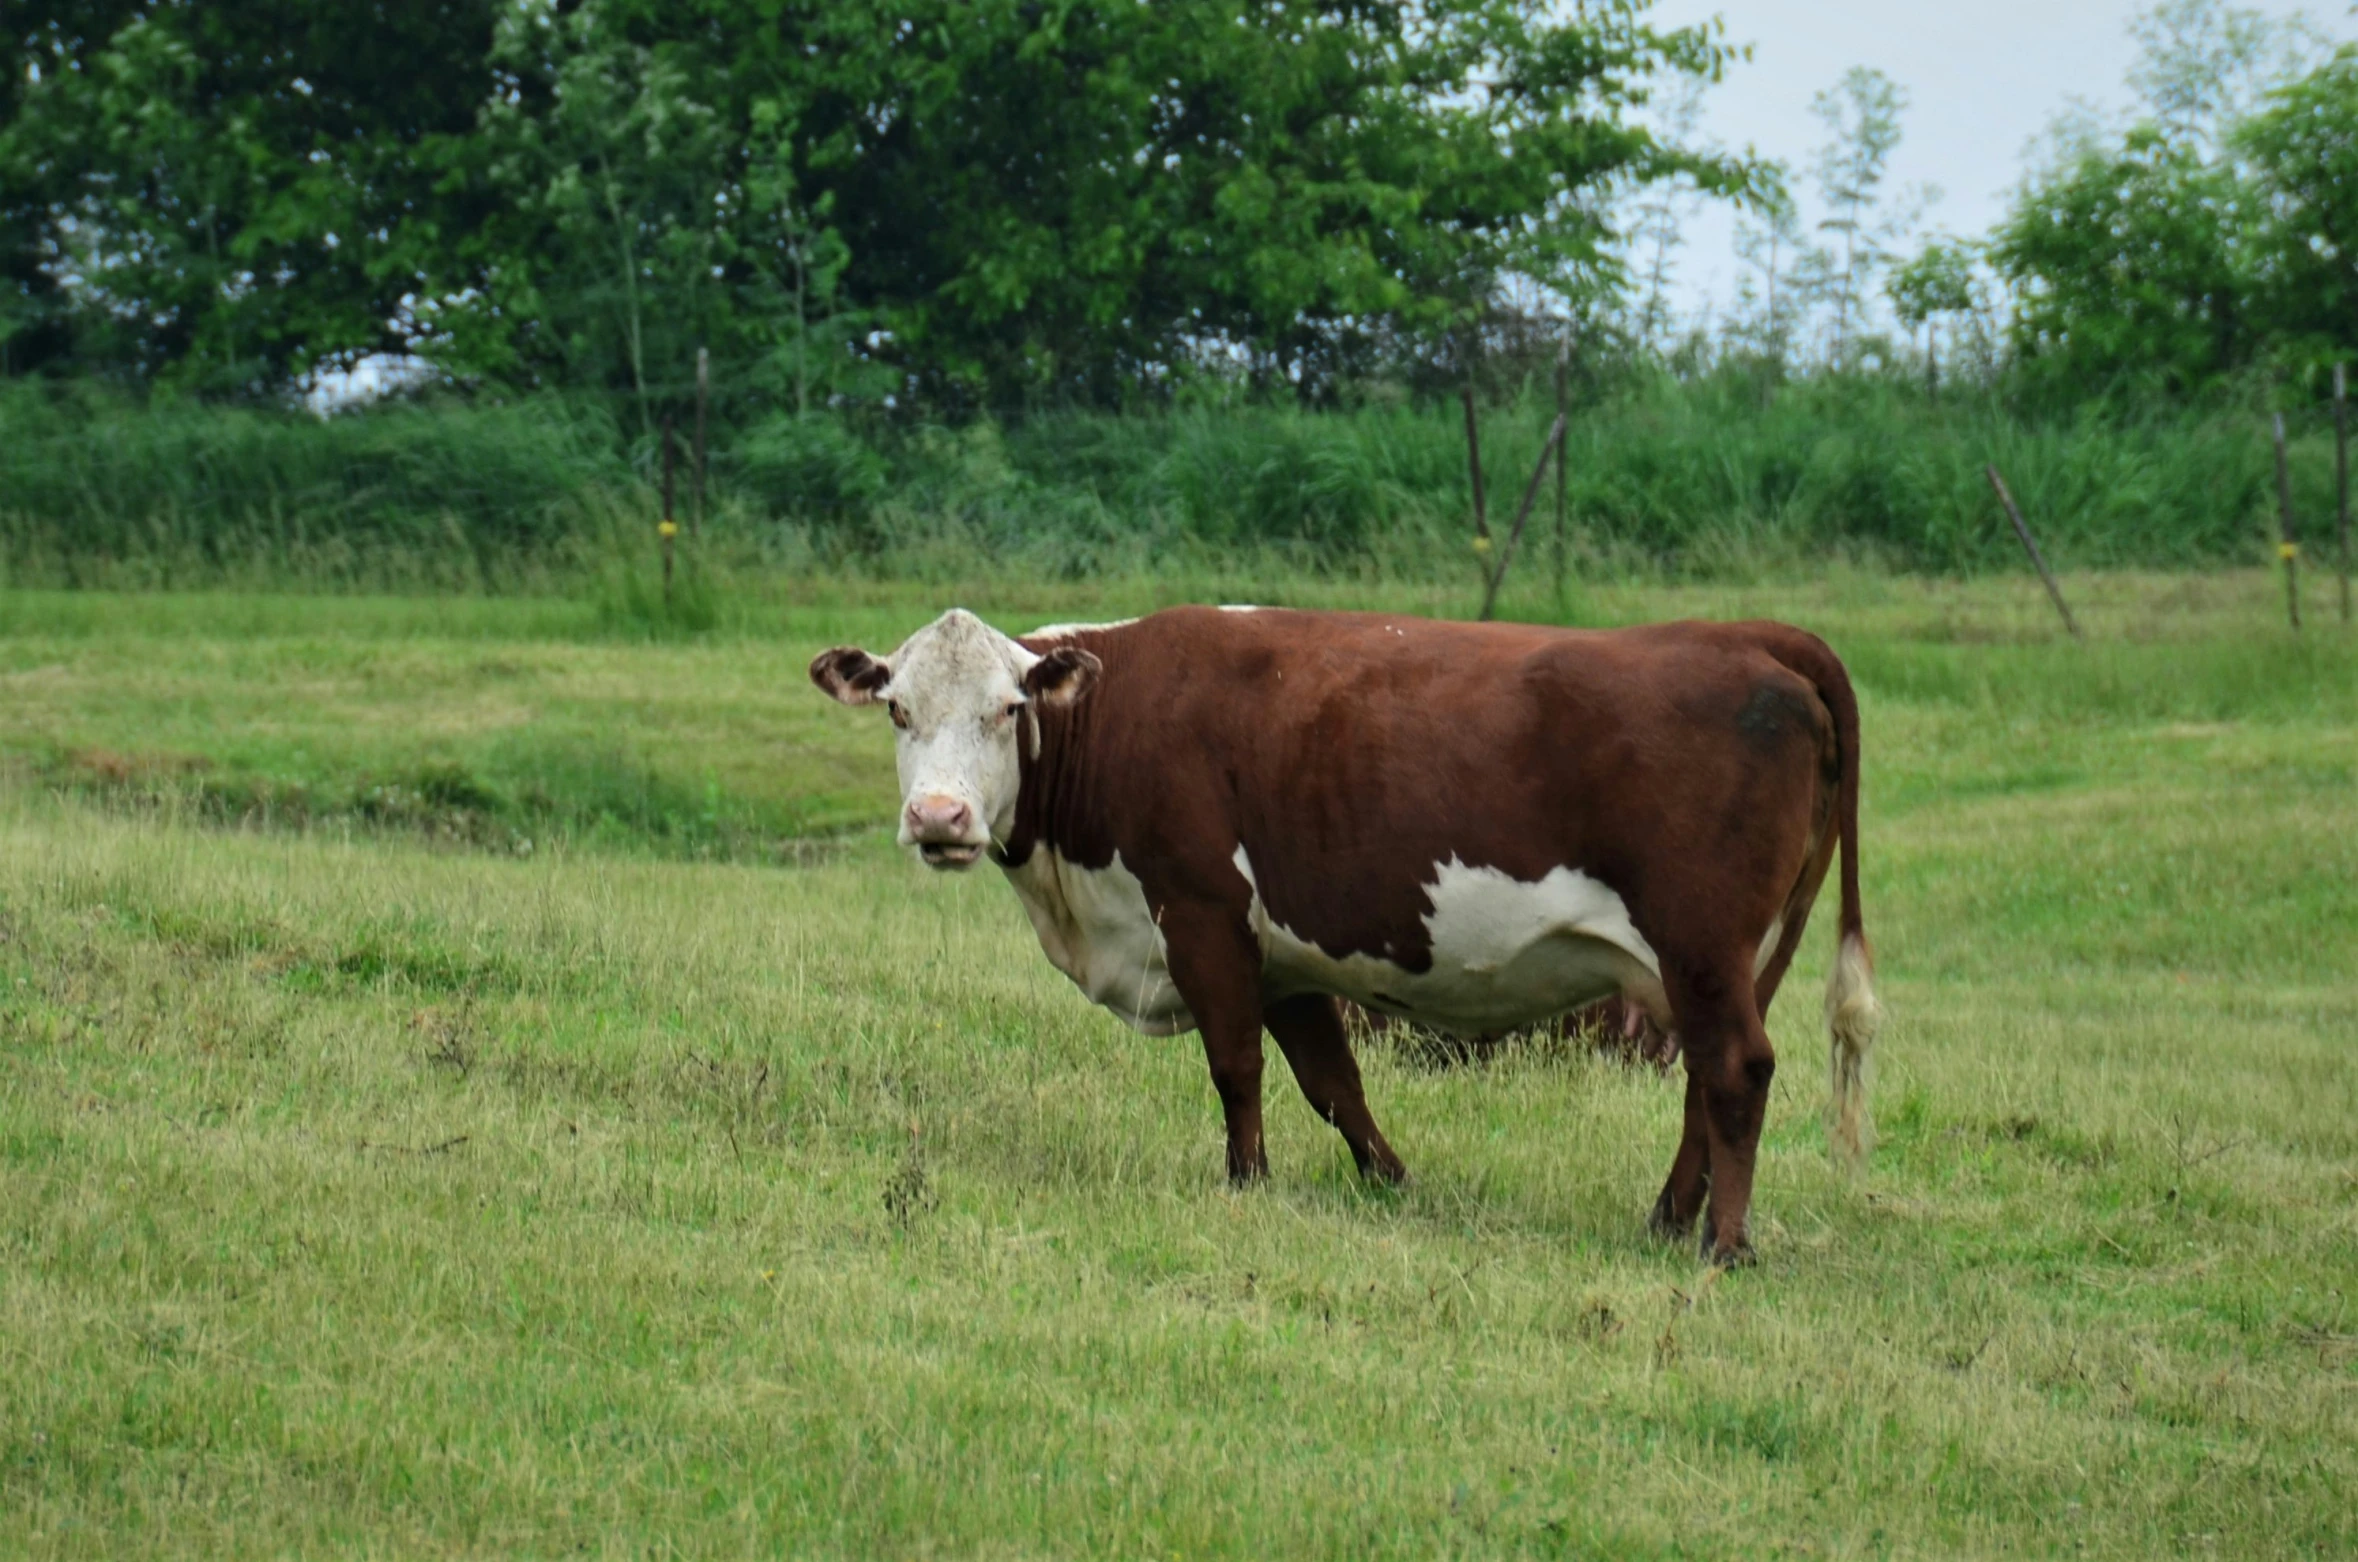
[0,370,2329,585]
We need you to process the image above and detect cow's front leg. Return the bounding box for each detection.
[1665,962,1777,1266]
[1648,1068,1709,1239]
[1159,900,1270,1183]
[1265,994,1406,1185]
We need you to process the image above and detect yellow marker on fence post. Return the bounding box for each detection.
[660,414,678,608]
[2270,413,2300,632]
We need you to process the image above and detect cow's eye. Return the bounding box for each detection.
[1000,699,1025,722]
[887,700,910,731]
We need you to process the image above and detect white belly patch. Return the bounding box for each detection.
[1235,848,1670,1037]
[999,849,1195,1035]
[999,844,1780,1041]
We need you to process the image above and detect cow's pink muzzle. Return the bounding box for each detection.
[905,794,986,868]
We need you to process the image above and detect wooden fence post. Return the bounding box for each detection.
[660,414,678,607]
[2335,365,2349,626]
[2270,413,2300,632]
[693,346,709,538]
[1461,382,1490,547]
[1552,339,1570,606]
[1984,465,2081,639]
[1478,414,1567,621]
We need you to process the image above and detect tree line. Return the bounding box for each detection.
[1653,0,2355,408]
[3,0,2352,432]
[2,0,1752,421]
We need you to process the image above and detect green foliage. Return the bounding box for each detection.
[1802,67,1913,360]
[5,0,1754,410]
[1995,129,2258,399]
[1991,14,2353,404]
[733,413,889,519]
[2234,46,2358,382]
[2124,0,2327,150]
[0,379,629,586]
[1887,240,1979,330]
[0,0,498,387]
[3,372,2337,586]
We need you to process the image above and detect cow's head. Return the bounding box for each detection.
[810,609,1099,869]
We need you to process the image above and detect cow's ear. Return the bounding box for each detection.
[1023,646,1100,708]
[810,647,891,706]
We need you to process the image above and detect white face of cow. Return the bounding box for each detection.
[810,609,1099,870]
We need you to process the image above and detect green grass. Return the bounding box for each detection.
[2,570,2354,1557]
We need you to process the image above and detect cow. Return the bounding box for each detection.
[810,605,1880,1265]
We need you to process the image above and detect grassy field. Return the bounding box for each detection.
[2,569,2354,1557]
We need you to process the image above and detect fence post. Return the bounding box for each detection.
[1460,382,1489,544]
[2270,413,2300,632]
[1984,465,2081,639]
[2336,365,2349,626]
[693,346,709,539]
[1479,414,1568,622]
[1552,339,1570,606]
[660,414,678,607]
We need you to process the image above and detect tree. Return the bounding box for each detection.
[1623,74,1711,351]
[2235,45,2358,380]
[0,0,500,389]
[1802,67,1915,362]
[1886,238,1983,395]
[642,0,1762,406]
[454,3,742,436]
[1992,128,2257,398]
[2126,0,2325,153]
[1726,170,1804,367]
[7,0,1764,409]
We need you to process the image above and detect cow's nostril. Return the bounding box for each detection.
[907,794,977,839]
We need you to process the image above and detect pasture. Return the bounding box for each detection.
[1,570,2353,1558]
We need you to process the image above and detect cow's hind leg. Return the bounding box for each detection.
[1265,995,1406,1185]
[1665,961,1777,1266]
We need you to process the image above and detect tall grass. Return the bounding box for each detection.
[1,373,2339,587]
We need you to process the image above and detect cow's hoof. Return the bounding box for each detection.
[1358,1152,1409,1187]
[1700,1231,1758,1269]
[1646,1193,1696,1241]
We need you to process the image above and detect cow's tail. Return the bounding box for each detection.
[1773,630,1880,1172]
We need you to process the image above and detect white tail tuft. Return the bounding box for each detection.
[1824,931,1880,1171]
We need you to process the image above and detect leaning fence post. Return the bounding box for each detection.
[1479,413,1568,622]
[2270,413,2301,632]
[693,346,709,539]
[1984,465,2081,639]
[660,414,678,608]
[2335,365,2349,626]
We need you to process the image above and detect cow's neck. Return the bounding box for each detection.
[994,694,1099,870]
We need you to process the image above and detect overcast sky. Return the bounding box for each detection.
[1639,0,2358,319]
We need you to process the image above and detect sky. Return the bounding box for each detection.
[1638,0,2358,320]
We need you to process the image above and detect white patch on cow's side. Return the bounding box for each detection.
[999,848,1195,1036]
[1216,604,1261,613]
[1026,617,1138,640]
[1233,848,1672,1037]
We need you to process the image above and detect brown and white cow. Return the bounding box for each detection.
[811,605,1879,1264]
